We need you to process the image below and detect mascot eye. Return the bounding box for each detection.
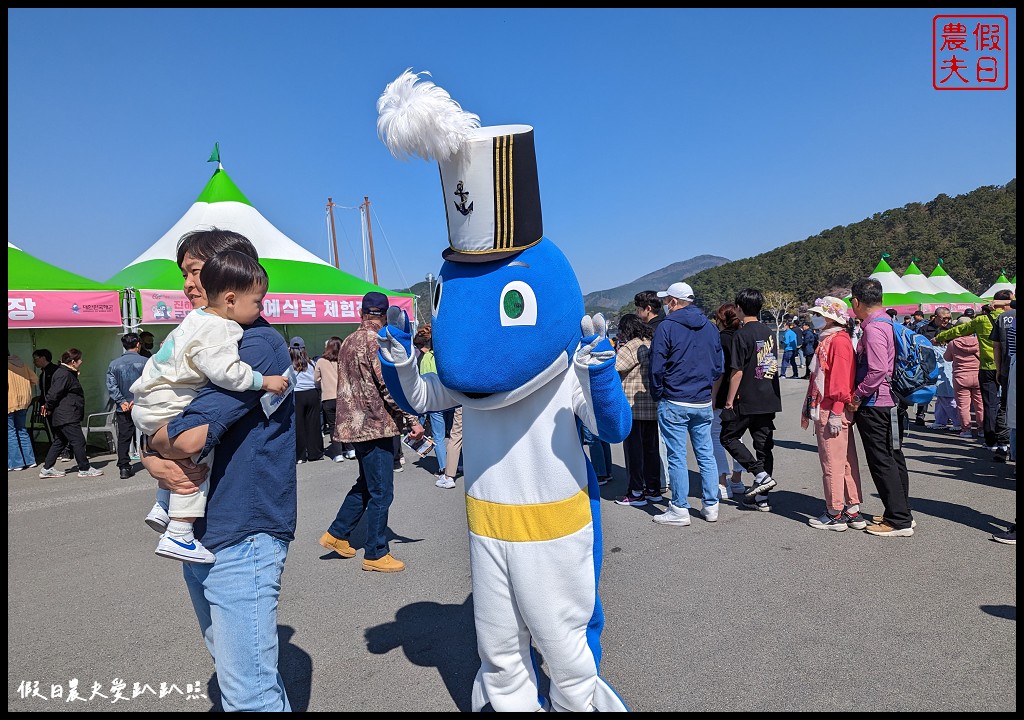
[432,276,443,318]
[499,281,537,326]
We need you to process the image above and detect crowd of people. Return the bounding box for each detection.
[8,226,1016,711]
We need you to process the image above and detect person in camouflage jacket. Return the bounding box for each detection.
[320,292,424,573]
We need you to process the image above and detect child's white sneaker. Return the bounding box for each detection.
[156,533,216,564]
[144,503,170,533]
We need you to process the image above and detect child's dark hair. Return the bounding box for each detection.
[200,250,269,301]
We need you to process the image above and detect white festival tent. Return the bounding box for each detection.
[108,160,416,352]
[980,273,1015,299]
[903,259,981,312]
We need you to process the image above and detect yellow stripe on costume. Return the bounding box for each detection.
[466,490,591,542]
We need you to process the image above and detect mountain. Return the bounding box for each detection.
[581,255,730,315]
[397,254,731,327]
[680,179,1016,312]
[398,178,1016,328]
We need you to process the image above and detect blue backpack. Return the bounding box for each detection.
[867,316,939,405]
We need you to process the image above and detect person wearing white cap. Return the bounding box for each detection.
[649,282,724,525]
[800,297,865,531]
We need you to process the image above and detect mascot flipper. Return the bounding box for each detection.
[376,69,631,712]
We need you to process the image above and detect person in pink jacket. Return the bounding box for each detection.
[800,296,864,531]
[943,318,983,438]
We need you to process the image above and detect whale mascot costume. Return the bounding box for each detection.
[375,69,631,712]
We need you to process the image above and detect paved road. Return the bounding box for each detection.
[8,377,1016,712]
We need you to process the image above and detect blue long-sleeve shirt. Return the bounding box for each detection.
[166,317,296,553]
[105,351,148,410]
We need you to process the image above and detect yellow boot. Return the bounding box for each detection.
[362,553,405,573]
[319,532,355,558]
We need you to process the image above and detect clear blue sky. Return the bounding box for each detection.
[8,8,1017,294]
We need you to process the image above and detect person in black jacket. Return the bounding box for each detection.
[38,348,103,478]
[800,321,818,378]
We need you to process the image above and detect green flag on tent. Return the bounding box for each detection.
[207,142,220,163]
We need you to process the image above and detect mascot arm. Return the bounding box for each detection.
[572,313,632,444]
[378,309,460,415]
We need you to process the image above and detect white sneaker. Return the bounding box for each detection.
[77,466,103,478]
[38,466,66,478]
[701,504,720,522]
[156,533,216,563]
[719,483,729,500]
[331,455,346,463]
[652,504,691,526]
[435,475,456,489]
[343,450,356,460]
[145,503,170,533]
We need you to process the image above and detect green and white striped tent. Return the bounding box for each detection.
[924,259,984,310]
[108,161,415,350]
[980,273,1015,299]
[902,259,980,312]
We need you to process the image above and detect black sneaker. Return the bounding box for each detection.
[744,474,777,499]
[841,510,868,529]
[992,445,1008,463]
[914,417,926,426]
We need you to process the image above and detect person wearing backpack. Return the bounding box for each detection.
[911,307,952,425]
[847,278,915,537]
[934,291,1010,461]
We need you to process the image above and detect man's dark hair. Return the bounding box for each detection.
[993,289,1013,301]
[121,333,141,351]
[633,291,662,313]
[176,228,258,268]
[734,288,764,317]
[851,278,883,306]
[885,308,898,318]
[199,250,269,300]
[32,349,52,362]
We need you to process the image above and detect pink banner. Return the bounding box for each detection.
[921,302,980,313]
[139,289,414,325]
[7,290,122,328]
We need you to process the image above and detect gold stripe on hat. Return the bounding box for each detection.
[493,133,514,250]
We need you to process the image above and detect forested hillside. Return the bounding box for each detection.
[683,179,1016,311]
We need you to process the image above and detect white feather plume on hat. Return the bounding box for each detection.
[376,68,480,162]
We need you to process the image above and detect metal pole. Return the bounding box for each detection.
[364,196,379,286]
[327,197,339,268]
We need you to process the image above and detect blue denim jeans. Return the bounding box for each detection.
[328,437,395,561]
[580,423,613,477]
[657,401,719,510]
[183,533,291,711]
[8,409,36,469]
[426,409,453,472]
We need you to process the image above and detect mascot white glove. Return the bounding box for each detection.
[575,313,616,367]
[377,306,413,365]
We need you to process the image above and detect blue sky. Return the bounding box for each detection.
[7,8,1017,294]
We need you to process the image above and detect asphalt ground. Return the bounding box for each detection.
[7,375,1016,712]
